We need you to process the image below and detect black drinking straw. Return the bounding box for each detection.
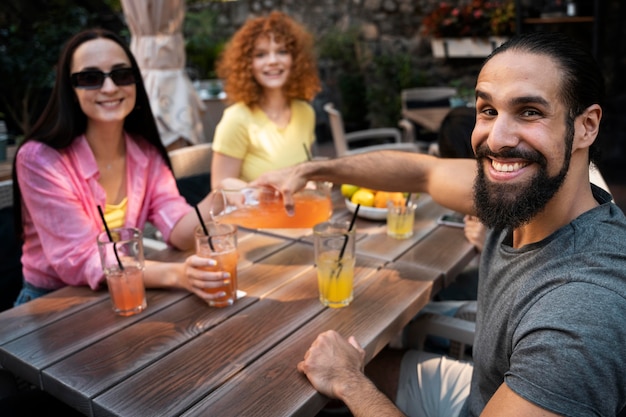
[339,203,360,259]
[97,205,124,270]
[303,143,312,161]
[194,205,214,250]
[405,193,412,207]
[332,203,360,279]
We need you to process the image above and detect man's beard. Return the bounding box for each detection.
[473,127,574,231]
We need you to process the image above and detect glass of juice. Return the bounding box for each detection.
[313,220,356,308]
[194,222,238,307]
[97,227,147,316]
[386,200,416,239]
[208,182,332,229]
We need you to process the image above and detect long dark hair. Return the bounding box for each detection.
[12,28,172,238]
[485,31,605,164]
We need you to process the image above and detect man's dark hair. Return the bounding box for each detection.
[486,31,605,164]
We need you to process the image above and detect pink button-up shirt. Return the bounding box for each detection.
[16,134,192,290]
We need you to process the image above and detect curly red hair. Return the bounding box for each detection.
[216,11,321,106]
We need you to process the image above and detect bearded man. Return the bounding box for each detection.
[252,32,626,417]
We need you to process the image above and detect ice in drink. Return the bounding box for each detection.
[106,266,147,316]
[316,251,354,308]
[313,220,356,308]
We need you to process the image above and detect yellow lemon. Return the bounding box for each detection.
[341,184,360,199]
[351,189,375,207]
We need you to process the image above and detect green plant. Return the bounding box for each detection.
[421,0,516,38]
[364,52,427,127]
[0,1,124,136]
[183,8,227,80]
[317,27,368,128]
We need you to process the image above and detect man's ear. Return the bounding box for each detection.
[574,104,602,151]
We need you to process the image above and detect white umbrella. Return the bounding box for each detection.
[121,0,205,147]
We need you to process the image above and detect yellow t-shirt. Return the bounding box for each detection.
[104,197,128,230]
[212,99,316,182]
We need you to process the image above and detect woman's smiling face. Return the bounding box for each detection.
[70,38,136,126]
[251,33,292,93]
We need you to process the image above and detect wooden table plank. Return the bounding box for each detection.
[0,286,108,346]
[353,195,447,262]
[39,240,315,415]
[92,250,383,417]
[182,262,442,417]
[0,289,188,388]
[397,225,476,287]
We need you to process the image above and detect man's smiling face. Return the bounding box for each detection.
[471,50,574,231]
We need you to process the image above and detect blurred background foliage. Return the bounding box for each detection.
[0,0,432,141]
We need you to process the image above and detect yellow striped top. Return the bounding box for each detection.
[103,197,128,230]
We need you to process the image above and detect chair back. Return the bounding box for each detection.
[168,143,213,179]
[323,103,350,156]
[401,87,458,110]
[0,179,12,210]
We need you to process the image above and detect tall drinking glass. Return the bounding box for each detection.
[313,220,356,308]
[97,227,147,316]
[194,222,239,307]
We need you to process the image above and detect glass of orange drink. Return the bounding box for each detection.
[313,220,356,308]
[194,222,238,307]
[97,227,147,317]
[208,182,332,229]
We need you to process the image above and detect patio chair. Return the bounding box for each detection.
[398,87,458,152]
[168,142,213,206]
[324,102,419,157]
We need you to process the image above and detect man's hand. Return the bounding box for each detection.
[297,330,366,398]
[252,163,311,216]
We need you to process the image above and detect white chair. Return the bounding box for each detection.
[168,143,213,179]
[324,102,419,157]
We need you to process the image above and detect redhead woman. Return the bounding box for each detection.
[12,29,228,306]
[211,11,321,190]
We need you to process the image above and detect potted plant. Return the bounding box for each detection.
[422,0,516,58]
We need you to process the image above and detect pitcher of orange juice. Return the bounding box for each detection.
[208,181,333,229]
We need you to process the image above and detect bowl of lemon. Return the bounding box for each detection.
[341,184,412,221]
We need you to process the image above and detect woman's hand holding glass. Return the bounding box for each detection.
[181,255,232,304]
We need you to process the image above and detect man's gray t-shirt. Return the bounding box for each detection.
[465,186,626,416]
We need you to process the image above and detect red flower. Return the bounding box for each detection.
[422,0,515,38]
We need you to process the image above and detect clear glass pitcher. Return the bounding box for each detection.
[208,181,333,229]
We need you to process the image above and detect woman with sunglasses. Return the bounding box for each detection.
[210,11,321,190]
[11,29,227,305]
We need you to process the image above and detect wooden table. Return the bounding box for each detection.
[0,192,475,417]
[402,107,452,133]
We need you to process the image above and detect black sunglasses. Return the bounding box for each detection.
[70,68,136,90]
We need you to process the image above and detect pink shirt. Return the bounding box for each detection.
[16,133,192,290]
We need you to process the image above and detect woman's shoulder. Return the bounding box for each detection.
[222,102,254,119]
[17,140,64,164]
[291,99,314,114]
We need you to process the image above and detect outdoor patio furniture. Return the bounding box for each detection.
[324,102,419,157]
